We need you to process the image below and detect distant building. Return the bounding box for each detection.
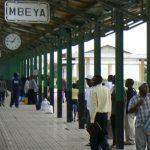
[62,45,146,82]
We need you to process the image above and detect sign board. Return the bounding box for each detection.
[5,1,50,23]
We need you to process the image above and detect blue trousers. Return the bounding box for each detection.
[11,91,19,108]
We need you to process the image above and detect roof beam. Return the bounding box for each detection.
[99,0,145,21]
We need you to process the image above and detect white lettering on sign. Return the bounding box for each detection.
[5,1,50,23]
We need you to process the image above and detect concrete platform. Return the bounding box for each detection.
[0,94,136,150]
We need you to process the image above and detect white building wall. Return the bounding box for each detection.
[85,62,140,81]
[64,45,145,82]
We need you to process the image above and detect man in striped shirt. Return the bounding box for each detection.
[128,82,150,150]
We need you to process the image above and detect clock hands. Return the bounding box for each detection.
[5,33,21,50]
[12,37,16,42]
[5,37,17,43]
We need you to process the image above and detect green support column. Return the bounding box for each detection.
[25,59,27,77]
[38,53,42,104]
[34,55,37,70]
[11,59,17,76]
[50,41,54,111]
[10,58,20,77]
[57,37,62,118]
[16,58,20,74]
[30,57,33,75]
[147,0,150,87]
[44,51,48,98]
[24,58,27,77]
[21,59,24,77]
[34,54,37,81]
[78,30,85,129]
[23,59,25,77]
[66,28,72,122]
[27,58,30,77]
[94,21,101,75]
[20,59,24,77]
[115,10,124,149]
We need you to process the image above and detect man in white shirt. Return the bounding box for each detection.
[85,75,93,111]
[90,75,111,150]
[104,75,114,92]
[85,75,93,146]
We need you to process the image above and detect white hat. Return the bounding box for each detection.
[85,75,93,80]
[139,81,147,88]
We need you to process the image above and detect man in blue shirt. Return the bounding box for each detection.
[10,73,21,108]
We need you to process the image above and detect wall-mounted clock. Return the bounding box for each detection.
[4,33,21,50]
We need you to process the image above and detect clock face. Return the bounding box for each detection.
[5,33,21,50]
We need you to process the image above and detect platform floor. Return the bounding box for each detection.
[0,94,136,150]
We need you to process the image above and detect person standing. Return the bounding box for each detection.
[104,75,114,91]
[110,77,116,148]
[28,75,38,105]
[62,79,67,103]
[10,73,21,108]
[20,76,26,102]
[90,75,111,150]
[85,75,93,146]
[24,77,29,97]
[85,75,93,127]
[124,78,137,145]
[72,83,79,121]
[110,75,127,148]
[0,75,8,106]
[128,82,150,150]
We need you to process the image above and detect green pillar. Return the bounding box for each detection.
[10,58,20,77]
[34,54,37,82]
[23,59,26,77]
[57,37,62,118]
[25,59,27,77]
[78,30,85,129]
[27,58,30,77]
[12,59,17,76]
[20,59,24,77]
[94,21,101,76]
[34,55,37,70]
[38,53,42,104]
[30,57,33,75]
[147,0,150,87]
[44,52,48,98]
[50,41,54,111]
[66,28,72,122]
[115,10,124,149]
[16,58,20,74]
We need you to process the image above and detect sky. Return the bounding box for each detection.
[83,23,147,55]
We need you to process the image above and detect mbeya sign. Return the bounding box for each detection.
[5,1,50,23]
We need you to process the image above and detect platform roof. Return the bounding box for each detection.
[0,0,147,60]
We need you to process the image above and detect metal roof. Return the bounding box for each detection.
[0,0,147,60]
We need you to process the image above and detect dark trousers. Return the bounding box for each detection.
[85,108,91,128]
[0,92,5,106]
[10,91,19,108]
[110,114,116,145]
[28,89,37,104]
[90,112,110,150]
